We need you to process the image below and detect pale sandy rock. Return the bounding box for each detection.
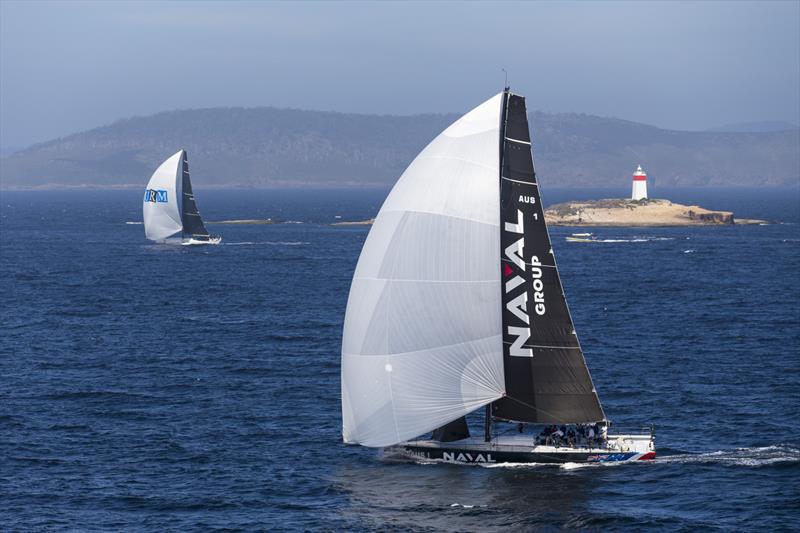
[544,198,766,227]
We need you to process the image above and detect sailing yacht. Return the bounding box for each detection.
[142,149,221,245]
[340,89,655,464]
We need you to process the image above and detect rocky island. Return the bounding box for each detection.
[544,198,765,227]
[331,199,766,228]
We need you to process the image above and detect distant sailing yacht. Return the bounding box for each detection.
[142,150,221,245]
[340,89,655,464]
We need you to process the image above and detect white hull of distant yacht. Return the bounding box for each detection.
[181,236,222,246]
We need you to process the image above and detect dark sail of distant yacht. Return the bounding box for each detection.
[142,150,221,245]
[340,89,655,464]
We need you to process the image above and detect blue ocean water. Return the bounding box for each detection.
[1,187,798,531]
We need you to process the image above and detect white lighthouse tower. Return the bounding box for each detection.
[631,165,648,201]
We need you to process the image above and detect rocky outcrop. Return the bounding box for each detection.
[543,198,762,226]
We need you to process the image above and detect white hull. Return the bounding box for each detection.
[181,236,222,246]
[392,432,655,464]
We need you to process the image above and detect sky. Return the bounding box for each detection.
[1,0,798,148]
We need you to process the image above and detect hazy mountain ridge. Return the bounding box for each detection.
[2,107,798,188]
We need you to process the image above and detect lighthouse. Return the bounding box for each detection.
[631,165,648,201]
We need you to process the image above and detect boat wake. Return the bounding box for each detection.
[449,503,487,509]
[656,445,799,468]
[567,236,676,244]
[386,445,799,469]
[125,221,142,225]
[224,241,310,246]
[615,237,676,243]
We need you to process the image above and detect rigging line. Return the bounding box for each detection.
[505,137,531,145]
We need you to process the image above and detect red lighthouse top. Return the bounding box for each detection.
[633,165,647,181]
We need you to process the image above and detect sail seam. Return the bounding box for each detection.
[380,208,499,228]
[342,333,501,358]
[414,154,496,170]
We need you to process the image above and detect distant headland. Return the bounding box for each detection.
[1,107,797,189]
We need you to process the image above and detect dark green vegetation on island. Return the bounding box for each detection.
[1,107,798,188]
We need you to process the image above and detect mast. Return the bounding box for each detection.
[484,405,492,442]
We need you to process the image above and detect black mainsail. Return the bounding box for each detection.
[492,91,605,424]
[180,151,211,239]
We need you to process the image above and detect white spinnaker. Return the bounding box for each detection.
[143,150,184,241]
[341,93,506,447]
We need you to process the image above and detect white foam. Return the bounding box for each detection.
[658,445,799,468]
[560,462,595,470]
[125,221,142,225]
[580,237,676,243]
[223,241,310,246]
[480,461,548,469]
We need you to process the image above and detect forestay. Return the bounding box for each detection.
[341,94,507,447]
[143,150,183,241]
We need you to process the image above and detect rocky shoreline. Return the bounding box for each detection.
[543,198,766,227]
